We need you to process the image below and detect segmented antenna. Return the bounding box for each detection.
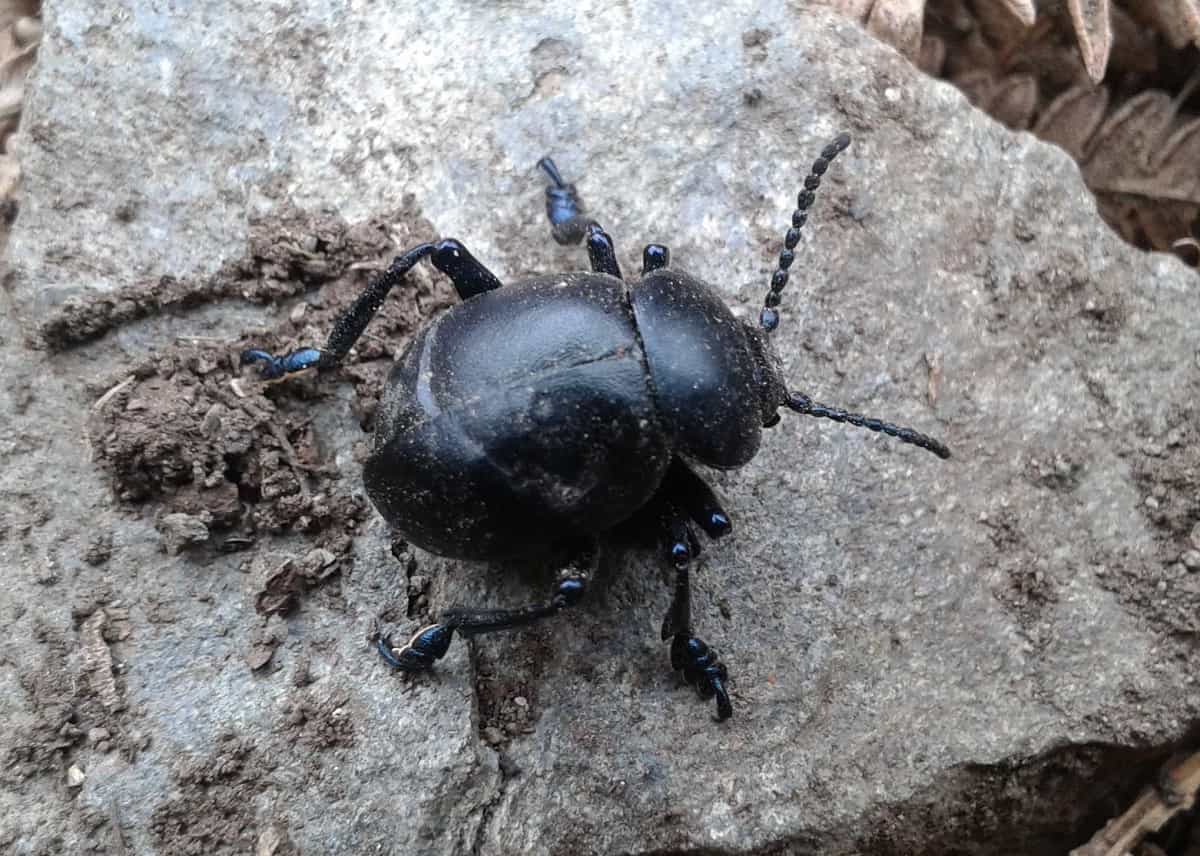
[760,132,852,332]
[786,392,951,459]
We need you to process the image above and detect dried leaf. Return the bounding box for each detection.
[1082,90,1174,183]
[0,0,37,32]
[819,0,876,21]
[988,0,1037,28]
[0,153,20,200]
[1126,0,1200,49]
[1034,85,1110,160]
[1108,5,1159,75]
[972,0,1034,46]
[987,72,1038,128]
[1172,237,1200,266]
[1067,0,1113,83]
[867,0,925,59]
[0,40,37,89]
[1150,114,1200,189]
[1071,752,1200,855]
[917,32,947,74]
[951,69,999,108]
[1134,200,1198,250]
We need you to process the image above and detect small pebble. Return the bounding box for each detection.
[482,726,504,746]
[66,765,86,787]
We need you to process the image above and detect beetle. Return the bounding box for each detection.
[241,133,950,721]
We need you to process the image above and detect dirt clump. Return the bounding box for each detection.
[80,203,453,579]
[148,733,279,856]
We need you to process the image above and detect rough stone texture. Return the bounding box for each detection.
[2,2,1199,855]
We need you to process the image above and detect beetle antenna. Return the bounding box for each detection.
[760,132,851,333]
[786,391,951,459]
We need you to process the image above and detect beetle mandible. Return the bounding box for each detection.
[241,133,950,721]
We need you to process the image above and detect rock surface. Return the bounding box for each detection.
[2,2,1199,854]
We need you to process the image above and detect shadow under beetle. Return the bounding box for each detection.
[242,133,950,722]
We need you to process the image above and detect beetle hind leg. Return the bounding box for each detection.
[377,539,598,673]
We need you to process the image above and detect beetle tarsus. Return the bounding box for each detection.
[377,622,456,672]
[671,634,733,721]
[649,479,734,720]
[239,347,326,380]
[538,156,593,246]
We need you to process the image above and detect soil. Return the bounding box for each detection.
[65,201,454,590]
[3,202,458,855]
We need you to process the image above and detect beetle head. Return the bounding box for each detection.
[743,321,788,428]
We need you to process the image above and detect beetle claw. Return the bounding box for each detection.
[670,634,733,721]
[377,623,455,672]
[239,347,325,381]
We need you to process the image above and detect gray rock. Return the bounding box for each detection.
[3,1,1198,854]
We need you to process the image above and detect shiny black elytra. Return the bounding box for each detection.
[241,134,950,722]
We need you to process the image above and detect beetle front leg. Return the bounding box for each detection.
[241,242,435,380]
[641,244,670,275]
[537,156,625,279]
[537,156,593,246]
[377,539,598,672]
[429,238,504,300]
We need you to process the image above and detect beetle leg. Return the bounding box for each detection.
[536,156,623,279]
[641,244,670,275]
[584,223,623,279]
[376,622,455,671]
[661,458,732,539]
[671,635,732,722]
[657,500,699,641]
[654,498,733,721]
[429,238,504,300]
[441,539,596,634]
[377,540,598,673]
[537,155,594,246]
[240,242,435,380]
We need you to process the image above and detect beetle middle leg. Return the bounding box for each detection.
[651,458,735,721]
[240,237,506,380]
[377,538,598,672]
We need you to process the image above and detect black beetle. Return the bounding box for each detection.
[241,133,949,721]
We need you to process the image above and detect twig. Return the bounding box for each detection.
[1071,750,1200,856]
